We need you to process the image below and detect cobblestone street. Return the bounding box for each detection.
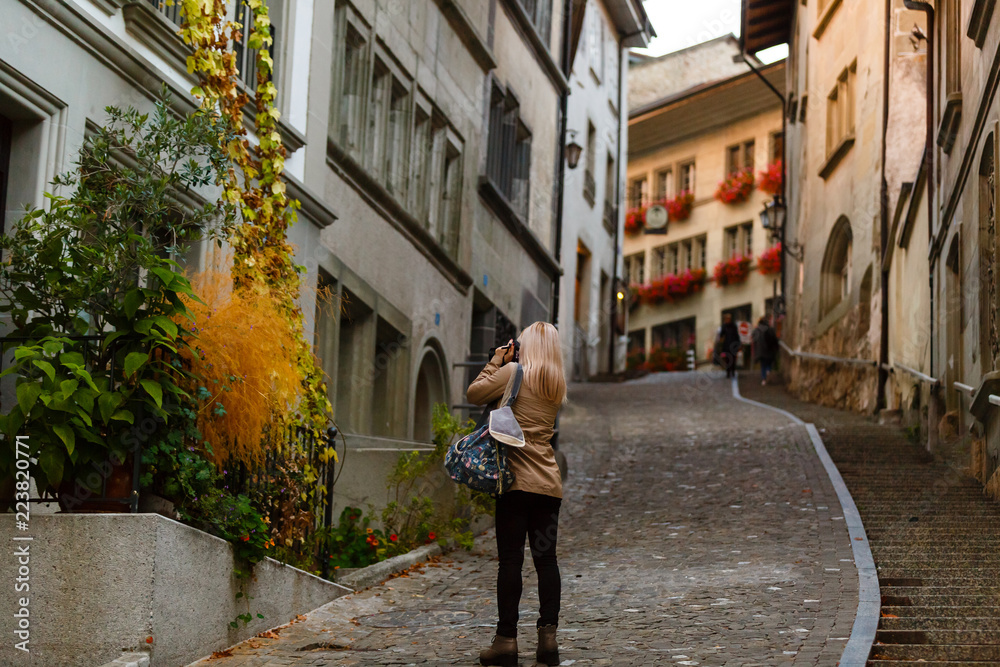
[192,372,859,666]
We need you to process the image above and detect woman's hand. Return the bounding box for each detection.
[494,339,514,364]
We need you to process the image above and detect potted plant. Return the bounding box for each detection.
[713,256,754,286]
[715,167,756,205]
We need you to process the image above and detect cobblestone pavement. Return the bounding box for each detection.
[191,372,858,666]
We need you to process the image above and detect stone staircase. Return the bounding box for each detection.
[739,378,1000,666]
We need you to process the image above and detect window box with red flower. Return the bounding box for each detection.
[662,191,695,222]
[636,268,707,306]
[625,206,646,235]
[758,160,782,196]
[757,243,782,275]
[714,167,755,205]
[713,255,753,286]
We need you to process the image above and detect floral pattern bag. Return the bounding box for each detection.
[444,364,522,497]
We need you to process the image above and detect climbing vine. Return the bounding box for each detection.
[175,0,332,438]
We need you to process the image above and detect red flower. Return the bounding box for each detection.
[634,268,707,306]
[390,534,398,542]
[759,160,782,196]
[713,256,753,286]
[758,243,782,275]
[241,535,250,542]
[661,191,695,222]
[714,167,756,205]
[625,207,646,235]
[427,532,437,541]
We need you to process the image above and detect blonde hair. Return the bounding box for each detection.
[518,322,567,404]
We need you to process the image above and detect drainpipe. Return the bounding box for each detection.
[877,0,892,412]
[552,0,572,328]
[608,42,624,375]
[903,0,937,447]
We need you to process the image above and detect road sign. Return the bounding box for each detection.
[738,321,752,344]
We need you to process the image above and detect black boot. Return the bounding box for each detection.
[535,625,559,666]
[480,634,518,666]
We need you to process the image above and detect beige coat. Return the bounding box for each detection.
[467,357,562,499]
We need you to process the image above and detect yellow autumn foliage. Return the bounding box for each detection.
[179,269,302,468]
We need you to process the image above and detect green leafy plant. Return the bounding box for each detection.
[0,95,234,496]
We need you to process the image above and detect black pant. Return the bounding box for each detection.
[494,490,561,637]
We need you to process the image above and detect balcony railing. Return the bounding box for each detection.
[146,0,275,89]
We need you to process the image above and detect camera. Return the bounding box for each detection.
[488,340,520,364]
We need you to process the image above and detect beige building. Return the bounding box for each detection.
[624,38,785,368]
[742,0,928,414]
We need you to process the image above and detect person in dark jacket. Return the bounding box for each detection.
[716,314,741,379]
[752,316,779,385]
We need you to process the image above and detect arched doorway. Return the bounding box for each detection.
[820,217,853,319]
[413,344,448,443]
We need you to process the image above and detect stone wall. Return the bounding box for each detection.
[0,514,348,667]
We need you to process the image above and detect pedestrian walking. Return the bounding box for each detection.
[467,321,567,667]
[752,316,779,385]
[715,313,741,379]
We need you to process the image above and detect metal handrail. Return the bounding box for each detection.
[954,382,975,395]
[780,340,878,367]
[882,362,940,386]
[990,395,1000,408]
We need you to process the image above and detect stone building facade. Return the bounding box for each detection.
[624,38,786,370]
[742,0,928,413]
[558,0,650,381]
[0,0,607,513]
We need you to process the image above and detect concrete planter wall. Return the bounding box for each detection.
[0,514,349,666]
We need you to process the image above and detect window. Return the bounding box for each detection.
[584,121,597,207]
[628,176,648,208]
[678,161,695,195]
[605,152,617,206]
[366,56,411,191]
[385,79,411,197]
[485,85,533,221]
[652,317,697,350]
[725,139,756,175]
[437,139,463,255]
[518,0,553,46]
[331,9,369,159]
[826,62,857,157]
[770,131,784,163]
[655,167,673,201]
[652,235,707,278]
[367,61,390,178]
[820,217,853,318]
[411,107,432,223]
[624,252,645,284]
[945,0,961,95]
[724,222,754,259]
[588,4,605,81]
[233,0,281,91]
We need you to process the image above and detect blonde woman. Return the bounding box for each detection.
[467,322,567,667]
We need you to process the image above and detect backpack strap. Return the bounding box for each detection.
[502,364,523,407]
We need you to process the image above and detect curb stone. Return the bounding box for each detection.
[731,376,879,667]
[338,542,445,591]
[97,653,150,667]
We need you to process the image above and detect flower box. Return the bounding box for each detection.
[758,243,782,275]
[625,207,646,235]
[759,160,782,196]
[634,268,707,306]
[662,191,694,222]
[713,255,753,286]
[715,167,755,205]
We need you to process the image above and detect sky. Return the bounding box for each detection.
[635,0,789,63]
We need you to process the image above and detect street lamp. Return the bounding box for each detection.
[760,195,786,240]
[565,131,583,170]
